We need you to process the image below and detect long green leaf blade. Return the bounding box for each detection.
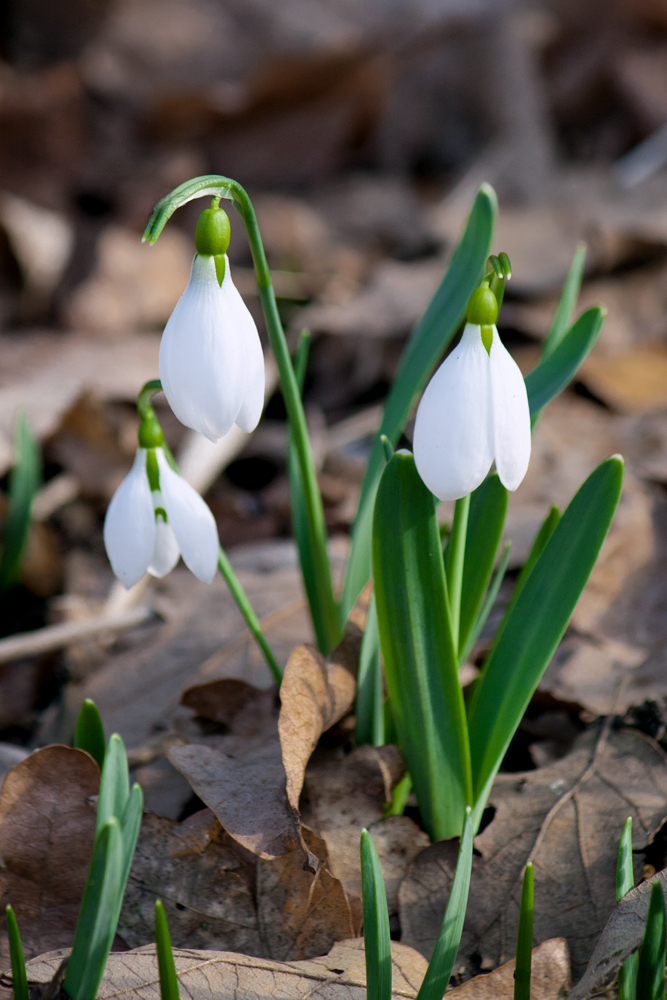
[74,699,106,769]
[542,243,586,359]
[0,413,40,592]
[637,881,666,1000]
[373,451,471,840]
[155,901,180,1000]
[526,306,605,422]
[460,541,511,665]
[416,807,473,1000]
[514,864,534,1000]
[361,829,392,1000]
[468,456,623,824]
[96,734,130,837]
[355,593,385,747]
[63,818,124,1000]
[342,184,497,620]
[618,818,638,1000]
[5,906,29,1000]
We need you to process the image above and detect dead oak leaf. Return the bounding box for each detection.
[448,939,571,1000]
[400,723,667,981]
[0,745,99,970]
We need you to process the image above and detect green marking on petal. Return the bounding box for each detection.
[154,507,167,522]
[480,325,493,353]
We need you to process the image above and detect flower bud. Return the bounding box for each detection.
[195,206,231,257]
[466,284,498,326]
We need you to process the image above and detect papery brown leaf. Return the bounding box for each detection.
[448,939,571,1000]
[0,745,99,970]
[181,678,278,737]
[279,644,357,812]
[22,937,428,1000]
[256,827,355,960]
[400,724,667,980]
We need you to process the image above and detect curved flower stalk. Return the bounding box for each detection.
[104,411,218,589]
[159,204,265,442]
[413,284,531,501]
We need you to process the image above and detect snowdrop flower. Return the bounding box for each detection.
[104,415,219,589]
[413,284,531,501]
[159,204,265,442]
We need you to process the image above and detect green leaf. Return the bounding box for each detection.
[618,818,638,1000]
[96,734,130,837]
[120,783,143,888]
[542,243,587,360]
[384,772,412,817]
[74,699,106,769]
[0,413,40,592]
[360,829,391,1000]
[355,593,385,747]
[373,451,471,840]
[457,474,508,658]
[526,306,605,423]
[637,881,666,1000]
[63,818,125,1000]
[5,906,29,1000]
[416,808,473,1000]
[467,456,624,825]
[342,184,497,621]
[514,864,534,1000]
[155,901,180,1000]
[460,541,511,666]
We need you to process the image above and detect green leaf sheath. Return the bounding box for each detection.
[416,808,474,1000]
[457,474,508,658]
[526,306,605,423]
[63,818,125,1000]
[373,452,472,840]
[155,901,180,1000]
[542,243,587,360]
[618,818,638,1000]
[514,864,534,1000]
[74,699,106,769]
[467,456,623,827]
[5,906,29,1000]
[96,734,130,837]
[341,184,497,621]
[637,881,666,1000]
[361,830,392,1000]
[355,592,385,747]
[0,413,40,592]
[144,177,340,655]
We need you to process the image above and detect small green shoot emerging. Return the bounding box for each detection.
[617,817,638,1000]
[5,905,29,1000]
[155,901,180,1000]
[514,864,534,1000]
[361,829,392,1000]
[637,881,666,1000]
[74,699,106,769]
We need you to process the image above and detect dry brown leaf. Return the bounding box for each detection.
[400,724,667,980]
[448,939,571,1000]
[279,644,357,811]
[181,678,279,737]
[22,938,427,1000]
[0,745,99,970]
[580,347,667,415]
[256,827,355,960]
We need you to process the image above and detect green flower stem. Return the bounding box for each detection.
[137,380,163,420]
[445,494,470,653]
[218,546,283,686]
[144,176,341,655]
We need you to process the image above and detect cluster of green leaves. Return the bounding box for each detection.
[617,818,667,1000]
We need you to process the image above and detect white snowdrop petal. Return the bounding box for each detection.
[413,324,494,501]
[147,499,180,577]
[160,254,245,442]
[156,451,219,583]
[489,327,532,491]
[222,266,265,433]
[103,450,155,589]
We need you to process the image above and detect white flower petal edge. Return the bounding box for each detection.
[489,327,531,491]
[148,498,181,578]
[103,450,155,589]
[156,451,219,583]
[413,323,494,501]
[221,262,265,433]
[160,254,245,442]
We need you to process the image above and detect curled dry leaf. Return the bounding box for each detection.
[0,745,99,970]
[400,723,667,980]
[23,937,428,1000]
[448,938,571,1000]
[181,678,279,737]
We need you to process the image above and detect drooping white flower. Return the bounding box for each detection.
[413,323,531,501]
[159,253,265,442]
[103,447,219,588]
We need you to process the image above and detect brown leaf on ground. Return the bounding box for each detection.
[181,678,278,737]
[279,644,357,811]
[119,809,261,955]
[22,937,427,1000]
[256,826,355,960]
[400,723,667,980]
[448,939,571,1000]
[0,745,99,970]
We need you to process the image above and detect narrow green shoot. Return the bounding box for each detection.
[356,593,385,747]
[542,243,586,360]
[384,773,412,817]
[74,699,106,769]
[416,807,474,1000]
[617,817,638,1000]
[361,829,392,1000]
[96,734,130,837]
[637,881,666,1000]
[5,906,29,1000]
[514,864,534,1000]
[0,413,40,592]
[155,901,180,1000]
